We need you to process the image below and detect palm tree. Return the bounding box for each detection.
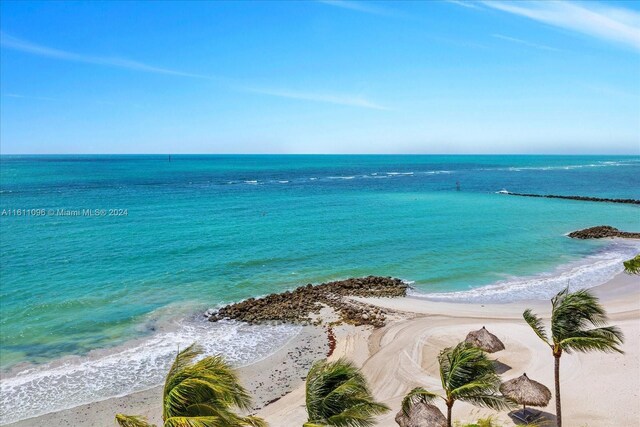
[115,344,267,427]
[304,358,390,427]
[401,342,511,427]
[623,254,640,275]
[523,287,624,427]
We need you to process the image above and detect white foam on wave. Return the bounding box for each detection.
[328,176,355,180]
[501,160,638,172]
[410,240,640,303]
[421,170,452,175]
[0,317,300,424]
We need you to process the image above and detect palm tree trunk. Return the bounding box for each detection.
[554,354,562,427]
[447,401,453,427]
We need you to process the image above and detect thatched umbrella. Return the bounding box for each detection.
[464,326,505,353]
[395,402,446,427]
[500,373,551,413]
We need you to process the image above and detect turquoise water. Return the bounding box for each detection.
[1,155,639,423]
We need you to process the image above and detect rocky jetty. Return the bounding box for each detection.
[568,225,640,239]
[502,192,640,205]
[206,276,407,328]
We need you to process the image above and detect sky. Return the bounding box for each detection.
[0,0,639,154]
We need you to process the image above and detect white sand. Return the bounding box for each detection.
[259,272,639,427]
[8,273,639,426]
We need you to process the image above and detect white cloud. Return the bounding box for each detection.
[482,1,640,51]
[492,34,561,51]
[1,32,386,110]
[240,87,388,110]
[0,32,213,78]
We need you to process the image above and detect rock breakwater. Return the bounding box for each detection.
[568,225,640,239]
[206,276,407,328]
[501,192,639,205]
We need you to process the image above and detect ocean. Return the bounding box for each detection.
[0,154,639,424]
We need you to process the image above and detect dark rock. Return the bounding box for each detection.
[502,192,640,205]
[206,276,406,327]
[568,225,640,239]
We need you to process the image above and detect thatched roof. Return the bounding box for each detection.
[500,373,552,407]
[395,402,446,427]
[464,326,505,353]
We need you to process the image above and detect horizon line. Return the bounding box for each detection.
[1,153,638,156]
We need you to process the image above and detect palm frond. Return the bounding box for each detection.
[623,254,640,275]
[325,402,390,427]
[305,358,388,427]
[560,325,624,354]
[401,387,439,416]
[549,288,625,354]
[523,309,549,345]
[164,414,267,427]
[241,415,269,427]
[164,416,223,427]
[457,393,514,411]
[114,414,156,427]
[191,356,252,410]
[163,354,254,419]
[551,289,610,341]
[439,342,498,394]
[166,344,203,385]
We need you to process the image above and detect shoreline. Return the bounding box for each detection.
[259,271,640,426]
[7,271,639,427]
[7,326,328,427]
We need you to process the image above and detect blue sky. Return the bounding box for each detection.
[1,0,639,154]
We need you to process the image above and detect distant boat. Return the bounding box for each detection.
[497,189,509,194]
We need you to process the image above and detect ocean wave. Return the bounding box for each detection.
[0,317,300,425]
[422,170,452,175]
[496,161,638,172]
[411,240,640,303]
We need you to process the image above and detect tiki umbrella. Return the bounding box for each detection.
[395,402,446,427]
[464,326,505,353]
[500,373,551,414]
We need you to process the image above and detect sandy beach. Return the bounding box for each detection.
[259,272,640,427]
[9,272,639,427]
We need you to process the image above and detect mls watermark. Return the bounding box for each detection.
[1,208,129,217]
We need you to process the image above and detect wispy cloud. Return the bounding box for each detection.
[0,32,213,78]
[318,0,397,17]
[492,34,561,51]
[482,1,640,51]
[240,87,388,110]
[1,32,386,110]
[445,0,481,10]
[4,93,58,101]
